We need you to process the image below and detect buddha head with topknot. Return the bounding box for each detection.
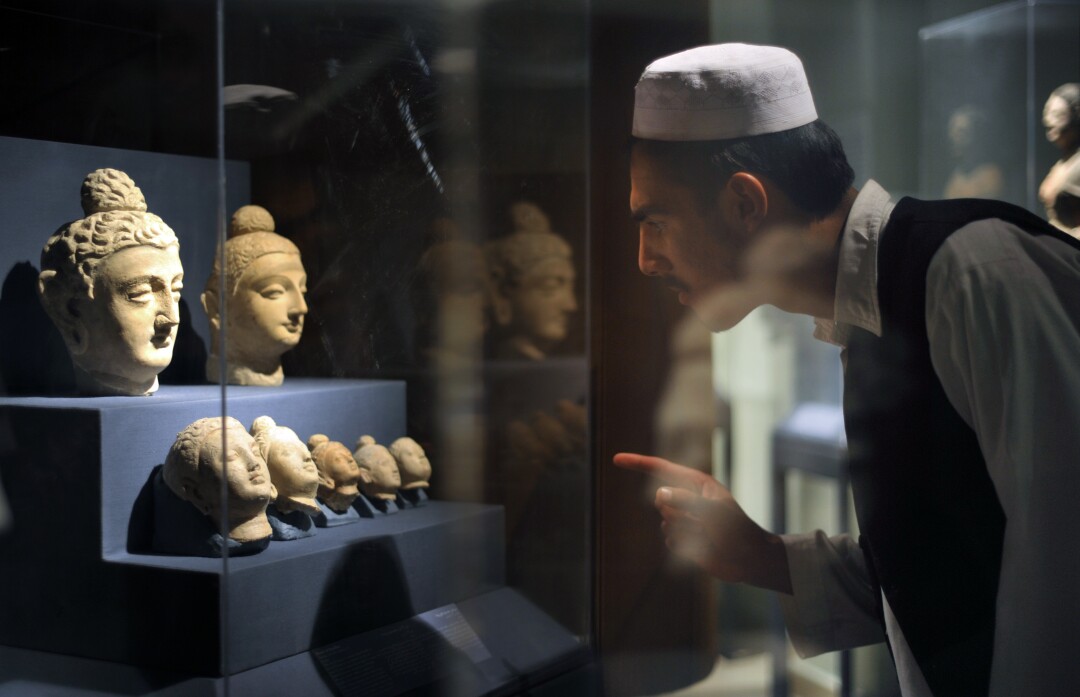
[38,168,183,396]
[201,204,308,386]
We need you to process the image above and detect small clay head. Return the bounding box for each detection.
[202,205,307,385]
[162,416,274,543]
[309,434,363,512]
[1044,83,1080,153]
[39,169,183,395]
[251,416,320,515]
[388,437,431,490]
[354,436,402,501]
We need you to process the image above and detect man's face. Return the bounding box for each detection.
[227,253,308,357]
[321,444,361,498]
[629,147,760,331]
[78,244,183,383]
[267,435,320,501]
[201,424,274,516]
[1044,95,1078,151]
[507,257,577,343]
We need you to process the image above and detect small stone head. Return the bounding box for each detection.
[388,437,431,490]
[202,205,307,385]
[250,416,320,515]
[38,169,183,395]
[309,434,363,513]
[1044,83,1080,153]
[485,202,577,360]
[417,230,489,359]
[354,435,402,501]
[162,416,274,543]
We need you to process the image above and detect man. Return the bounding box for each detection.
[614,43,1080,696]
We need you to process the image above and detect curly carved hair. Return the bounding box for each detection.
[162,416,242,499]
[39,169,178,304]
[485,202,572,292]
[205,205,300,297]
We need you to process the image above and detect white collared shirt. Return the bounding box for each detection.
[779,180,1080,697]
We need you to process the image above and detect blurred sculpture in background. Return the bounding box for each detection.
[1039,83,1080,236]
[308,434,362,514]
[486,202,577,361]
[942,105,1004,200]
[202,204,308,385]
[416,217,489,367]
[251,416,320,539]
[39,168,183,396]
[353,435,402,501]
[162,416,274,544]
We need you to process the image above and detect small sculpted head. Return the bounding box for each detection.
[354,435,402,500]
[388,437,431,490]
[202,205,307,385]
[417,220,489,360]
[309,434,363,512]
[38,169,183,395]
[162,416,274,543]
[485,202,577,360]
[250,416,320,515]
[1044,83,1080,154]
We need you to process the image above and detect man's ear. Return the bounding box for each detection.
[722,172,768,234]
[317,468,334,490]
[489,289,513,327]
[39,272,90,355]
[183,477,213,515]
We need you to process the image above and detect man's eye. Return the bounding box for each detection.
[259,286,285,299]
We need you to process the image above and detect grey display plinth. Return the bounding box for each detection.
[0,379,505,676]
[0,587,589,697]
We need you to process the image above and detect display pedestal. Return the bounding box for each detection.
[0,379,510,676]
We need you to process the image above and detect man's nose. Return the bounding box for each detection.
[638,231,669,276]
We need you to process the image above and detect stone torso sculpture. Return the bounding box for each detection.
[161,416,275,546]
[202,205,308,385]
[485,202,577,361]
[38,169,183,396]
[1039,83,1080,236]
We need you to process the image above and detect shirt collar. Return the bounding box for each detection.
[813,179,895,347]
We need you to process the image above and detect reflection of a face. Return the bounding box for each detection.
[267,436,319,504]
[201,423,275,516]
[948,111,974,156]
[78,244,183,384]
[1044,95,1077,150]
[508,257,577,343]
[630,147,759,331]
[228,252,308,354]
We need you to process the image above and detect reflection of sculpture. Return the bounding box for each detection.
[251,416,320,515]
[417,218,488,365]
[202,205,308,385]
[943,106,1004,200]
[485,202,577,361]
[353,436,402,501]
[1039,83,1080,235]
[39,169,183,396]
[162,416,274,544]
[309,434,362,513]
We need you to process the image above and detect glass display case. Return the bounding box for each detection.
[919,0,1080,212]
[0,1,597,694]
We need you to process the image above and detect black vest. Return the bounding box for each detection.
[843,196,1080,696]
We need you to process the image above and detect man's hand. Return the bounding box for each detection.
[613,452,792,594]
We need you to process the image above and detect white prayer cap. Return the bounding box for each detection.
[633,43,818,141]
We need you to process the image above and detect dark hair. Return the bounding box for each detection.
[630,120,855,219]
